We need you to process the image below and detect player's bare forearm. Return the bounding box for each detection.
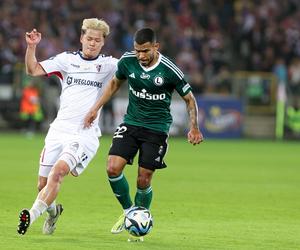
[182,92,204,145]
[94,77,122,111]
[183,92,199,130]
[25,29,45,76]
[25,45,39,75]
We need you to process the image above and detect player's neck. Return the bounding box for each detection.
[79,50,99,60]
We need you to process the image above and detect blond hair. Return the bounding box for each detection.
[81,18,110,38]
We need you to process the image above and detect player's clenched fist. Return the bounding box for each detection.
[25,29,41,45]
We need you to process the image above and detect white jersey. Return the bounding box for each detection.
[40,51,118,136]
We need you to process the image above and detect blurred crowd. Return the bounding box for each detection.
[1,0,300,97]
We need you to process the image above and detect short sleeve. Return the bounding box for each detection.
[175,77,192,96]
[39,52,68,75]
[115,57,128,80]
[102,57,119,84]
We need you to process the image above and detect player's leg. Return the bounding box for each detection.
[107,155,132,210]
[38,160,69,234]
[127,167,152,242]
[37,175,61,233]
[18,130,77,235]
[135,130,168,209]
[108,123,139,233]
[38,142,65,234]
[39,147,61,213]
[43,133,99,235]
[37,176,47,192]
[18,139,59,235]
[17,160,69,235]
[135,167,154,209]
[107,155,133,234]
[34,162,69,222]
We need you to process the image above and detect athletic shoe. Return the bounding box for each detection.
[17,209,30,235]
[43,204,64,235]
[127,235,144,242]
[111,213,125,234]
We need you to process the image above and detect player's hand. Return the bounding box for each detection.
[83,109,97,128]
[187,128,203,145]
[25,29,41,45]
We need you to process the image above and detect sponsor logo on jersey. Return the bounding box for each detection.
[129,73,135,78]
[153,76,164,86]
[66,76,103,88]
[140,72,150,79]
[71,63,80,68]
[129,85,166,100]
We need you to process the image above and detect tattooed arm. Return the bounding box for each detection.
[182,92,204,145]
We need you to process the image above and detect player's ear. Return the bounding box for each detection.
[154,42,160,50]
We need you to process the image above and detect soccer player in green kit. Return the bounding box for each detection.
[84,28,203,241]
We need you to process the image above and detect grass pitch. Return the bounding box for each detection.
[0,132,299,250]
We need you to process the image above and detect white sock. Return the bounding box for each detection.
[29,199,48,225]
[47,201,57,217]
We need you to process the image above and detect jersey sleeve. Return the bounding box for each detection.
[175,77,192,97]
[39,52,68,78]
[102,57,119,84]
[115,56,128,80]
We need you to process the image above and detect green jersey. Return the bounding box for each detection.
[116,51,192,134]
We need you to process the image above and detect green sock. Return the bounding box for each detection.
[108,173,132,209]
[134,186,153,209]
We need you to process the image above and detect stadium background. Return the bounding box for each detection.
[0,1,300,250]
[1,0,300,139]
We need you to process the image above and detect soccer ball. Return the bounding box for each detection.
[124,206,153,237]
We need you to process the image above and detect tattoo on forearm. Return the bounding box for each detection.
[187,101,198,129]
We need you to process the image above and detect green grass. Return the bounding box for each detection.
[0,132,299,250]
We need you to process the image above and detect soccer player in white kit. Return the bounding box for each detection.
[17,18,118,235]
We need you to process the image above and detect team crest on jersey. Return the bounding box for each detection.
[95,64,102,72]
[153,76,164,86]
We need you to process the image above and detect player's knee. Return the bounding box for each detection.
[106,157,122,177]
[49,164,69,184]
[137,174,152,188]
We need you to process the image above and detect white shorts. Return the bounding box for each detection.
[39,127,99,177]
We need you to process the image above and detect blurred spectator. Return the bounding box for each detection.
[19,78,43,135]
[214,65,232,94]
[288,57,300,108]
[2,0,300,101]
[286,106,300,135]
